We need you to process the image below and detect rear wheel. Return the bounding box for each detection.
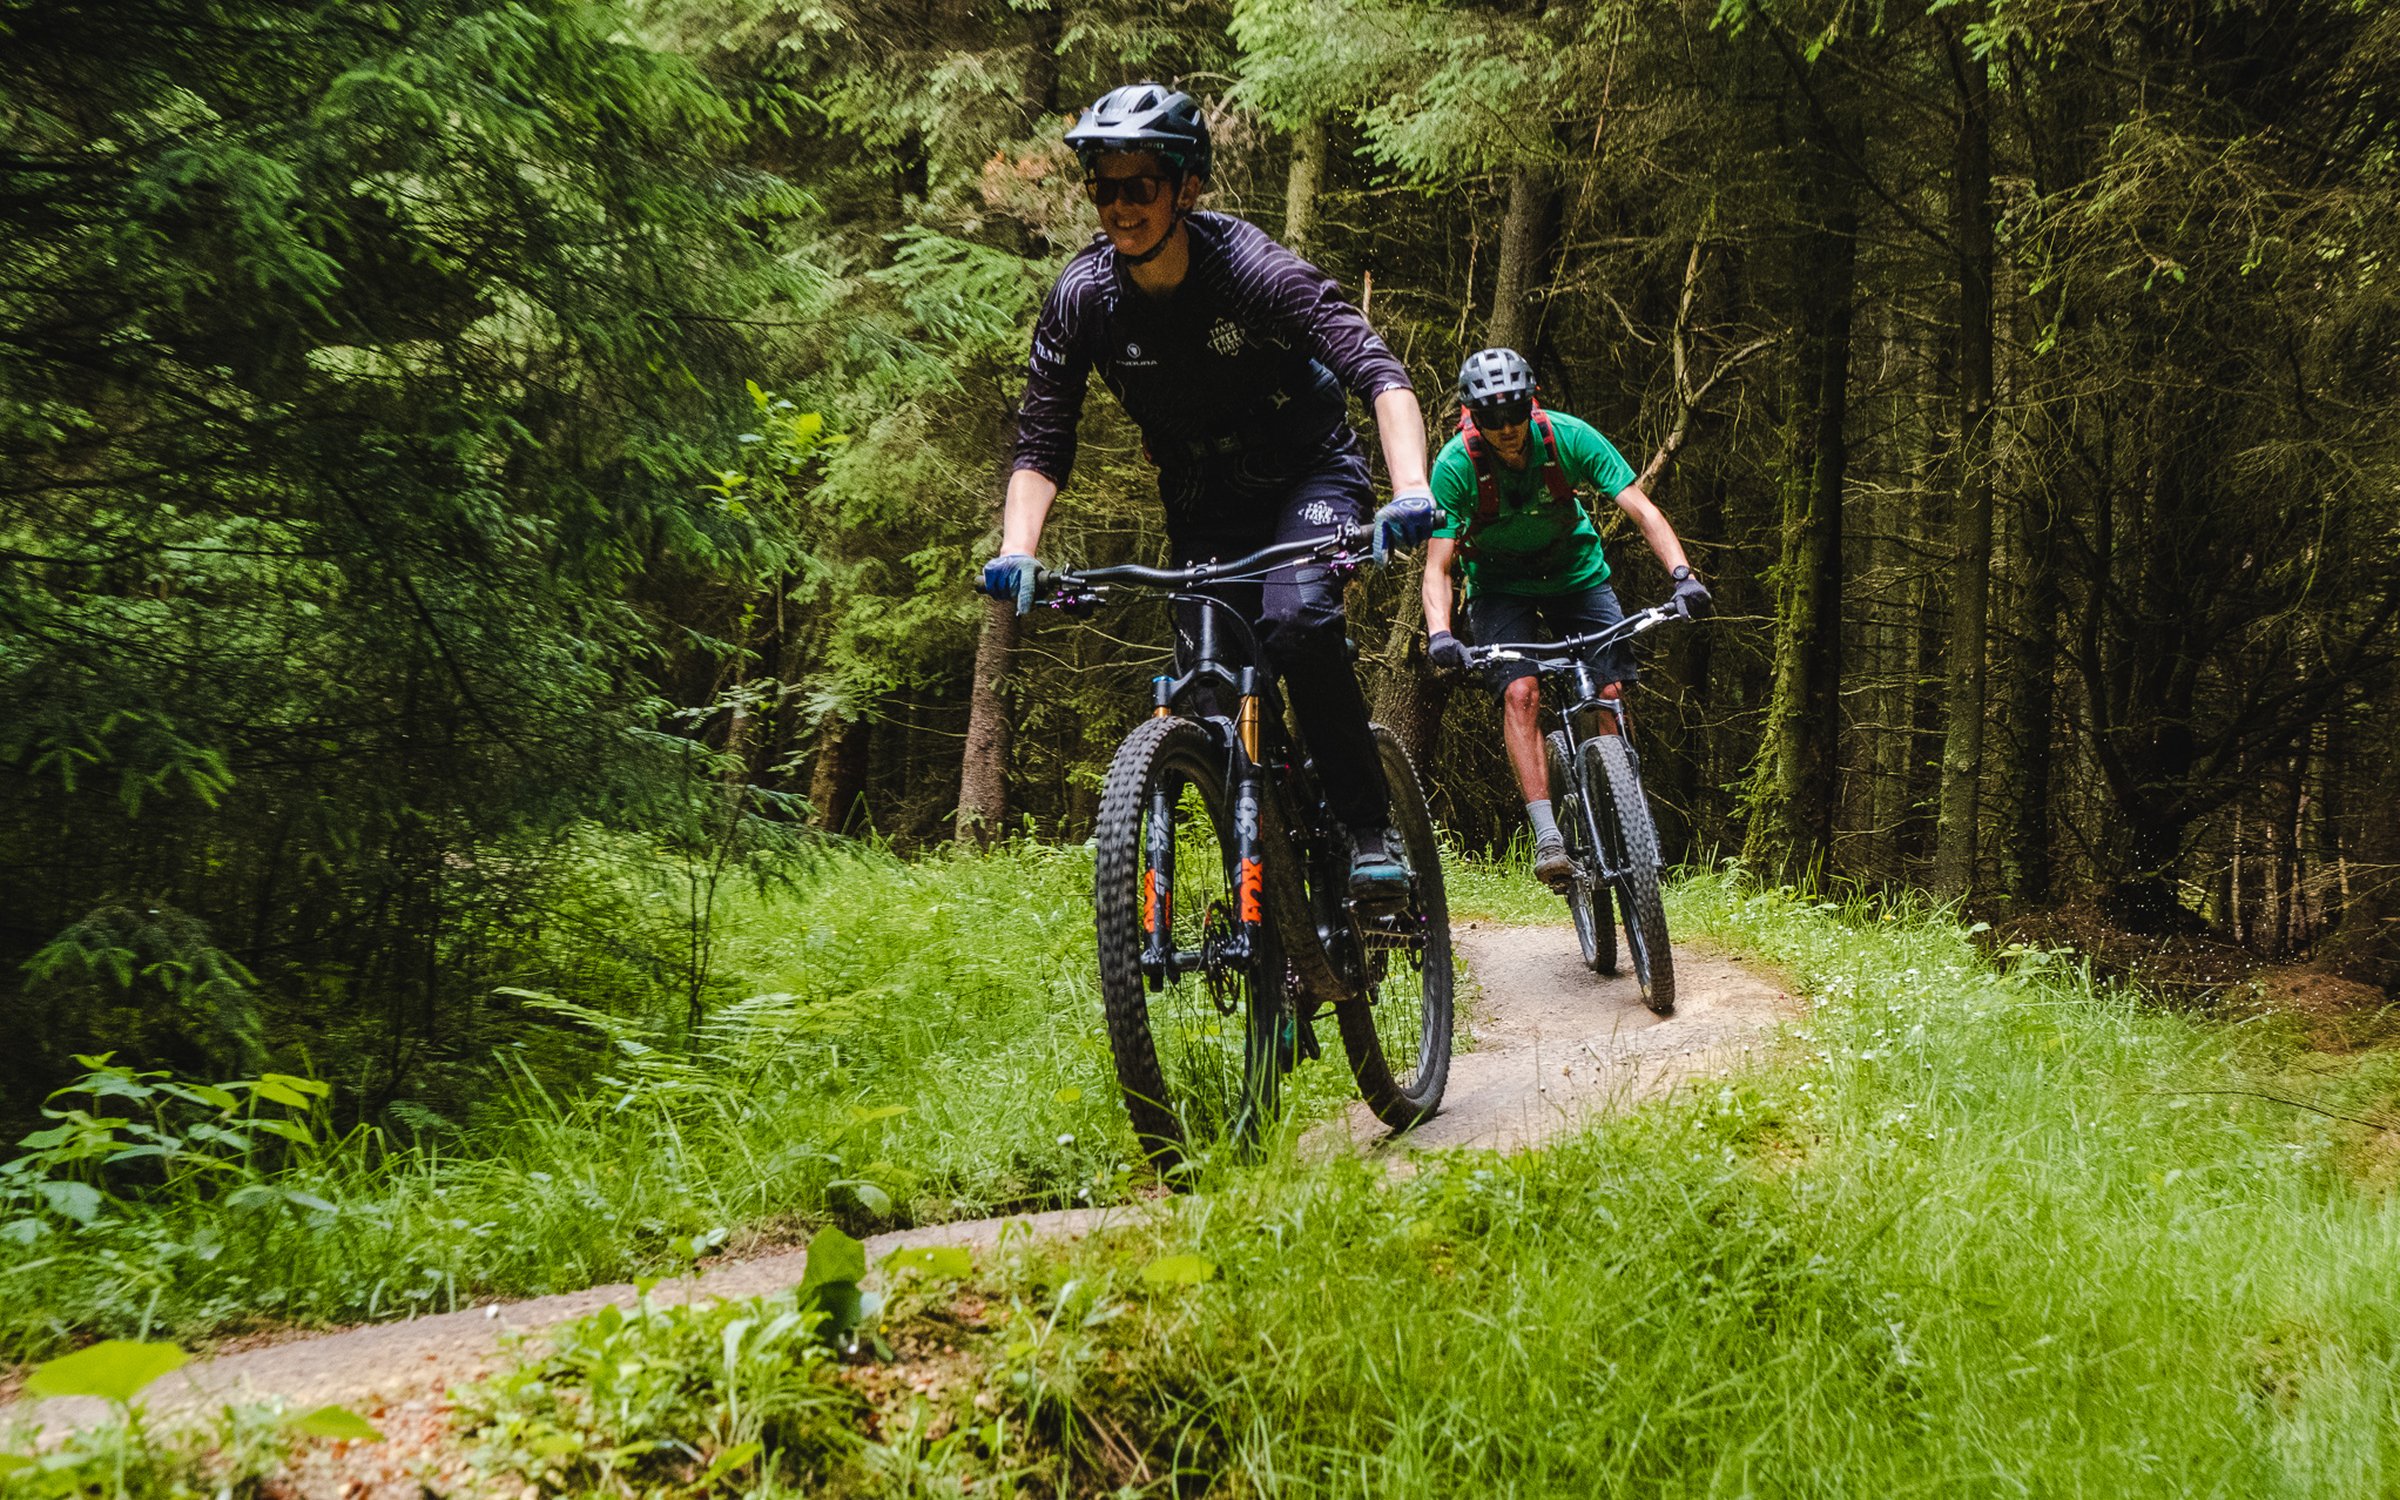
[1094,717,1284,1171]
[1584,735,1674,1015]
[1547,730,1615,976]
[1336,727,1454,1129]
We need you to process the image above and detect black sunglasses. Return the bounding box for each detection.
[1472,399,1533,428]
[1083,173,1173,208]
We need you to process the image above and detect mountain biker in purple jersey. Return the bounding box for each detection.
[979,83,1440,897]
[1418,348,1713,886]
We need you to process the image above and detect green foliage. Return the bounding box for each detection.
[1,1341,368,1499]
[457,1286,864,1496]
[980,872,2400,1494]
[19,1341,190,1406]
[0,843,1130,1359]
[797,1226,877,1347]
[0,0,814,1119]
[0,1403,293,1500]
[0,1056,352,1253]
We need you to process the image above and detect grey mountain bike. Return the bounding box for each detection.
[1027,525,1453,1171]
[1463,605,1681,1015]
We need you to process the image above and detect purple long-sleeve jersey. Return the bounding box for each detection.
[1011,213,1412,525]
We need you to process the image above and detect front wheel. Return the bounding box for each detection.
[1583,735,1674,1016]
[1094,716,1285,1172]
[1335,726,1454,1129]
[1547,730,1615,976]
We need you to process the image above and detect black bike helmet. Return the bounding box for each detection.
[1458,347,1538,411]
[1064,83,1212,180]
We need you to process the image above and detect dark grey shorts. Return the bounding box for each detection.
[1461,584,1638,692]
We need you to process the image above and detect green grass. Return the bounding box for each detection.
[0,834,1564,1361]
[21,850,2400,1498]
[385,866,2400,1498]
[958,874,2400,1496]
[0,844,1138,1359]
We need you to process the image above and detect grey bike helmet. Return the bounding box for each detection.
[1065,83,1212,180]
[1458,347,1538,411]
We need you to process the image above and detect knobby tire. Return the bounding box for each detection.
[1093,716,1284,1173]
[1584,735,1674,1015]
[1547,729,1615,976]
[1335,726,1454,1129]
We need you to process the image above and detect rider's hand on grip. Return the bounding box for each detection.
[1670,572,1713,620]
[1426,630,1470,674]
[1372,489,1439,564]
[980,552,1041,615]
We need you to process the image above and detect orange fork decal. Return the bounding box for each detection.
[1144,868,1166,935]
[1238,858,1263,924]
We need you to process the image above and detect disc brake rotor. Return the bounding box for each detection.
[1200,897,1243,1013]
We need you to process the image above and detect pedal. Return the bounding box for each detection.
[1346,878,1412,916]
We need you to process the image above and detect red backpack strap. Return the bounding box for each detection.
[1458,409,1503,530]
[1529,406,1575,504]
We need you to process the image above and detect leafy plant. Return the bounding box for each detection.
[457,1284,866,1497]
[0,1339,376,1498]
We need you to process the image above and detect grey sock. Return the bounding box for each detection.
[1526,799,1560,845]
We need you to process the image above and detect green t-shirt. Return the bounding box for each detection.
[1430,410,1637,598]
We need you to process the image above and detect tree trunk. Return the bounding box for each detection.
[2321,701,2400,992]
[955,598,1017,847]
[1379,169,1557,767]
[1933,23,1996,899]
[810,712,871,835]
[1282,117,1327,259]
[1741,177,1857,882]
[1486,168,1554,354]
[1371,610,1449,777]
[1999,487,2061,903]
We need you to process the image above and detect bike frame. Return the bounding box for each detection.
[1467,606,1676,885]
[1040,527,1372,993]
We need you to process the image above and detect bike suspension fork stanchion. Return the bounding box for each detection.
[1232,666,1265,958]
[1142,745,1177,992]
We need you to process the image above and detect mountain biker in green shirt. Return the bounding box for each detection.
[1419,348,1712,887]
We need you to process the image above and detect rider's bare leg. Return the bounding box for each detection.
[1593,680,1623,735]
[1502,676,1546,802]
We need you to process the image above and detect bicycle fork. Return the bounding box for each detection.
[1138,668,1269,988]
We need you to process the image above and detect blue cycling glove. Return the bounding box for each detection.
[1372,490,1440,564]
[980,552,1041,615]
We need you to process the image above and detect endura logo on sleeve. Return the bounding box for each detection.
[1120,340,1157,368]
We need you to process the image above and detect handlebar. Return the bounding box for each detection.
[986,522,1376,613]
[1457,604,1683,669]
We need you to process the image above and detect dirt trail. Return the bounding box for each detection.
[10,1208,1131,1439]
[13,928,1796,1442]
[1313,925,1798,1155]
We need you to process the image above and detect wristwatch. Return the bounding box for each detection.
[1670,564,1693,582]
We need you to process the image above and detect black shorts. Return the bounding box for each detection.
[1461,584,1638,692]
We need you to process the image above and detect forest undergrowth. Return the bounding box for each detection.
[432,874,2400,1498]
[0,839,1548,1364]
[5,854,2399,1493]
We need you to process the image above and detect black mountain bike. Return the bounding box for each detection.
[1029,525,1453,1171]
[1463,605,1681,1015]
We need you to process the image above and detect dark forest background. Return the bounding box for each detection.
[5,0,2396,1128]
